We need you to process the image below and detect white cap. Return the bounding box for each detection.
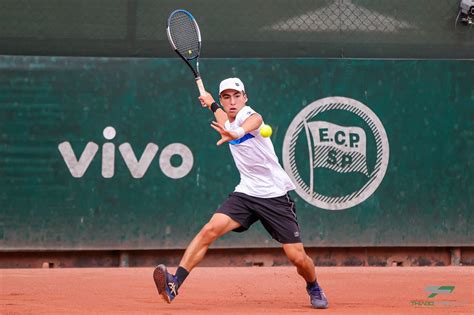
[219,77,245,94]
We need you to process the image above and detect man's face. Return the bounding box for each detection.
[219,89,248,121]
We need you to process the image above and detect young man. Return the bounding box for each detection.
[153,78,329,309]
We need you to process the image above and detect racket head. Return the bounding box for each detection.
[167,9,202,61]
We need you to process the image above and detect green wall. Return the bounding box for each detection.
[0,56,472,249]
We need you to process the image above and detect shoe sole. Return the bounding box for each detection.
[153,265,171,304]
[312,303,329,309]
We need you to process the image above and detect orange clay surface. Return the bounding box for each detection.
[1,266,473,314]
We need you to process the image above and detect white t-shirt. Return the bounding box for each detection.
[224,106,296,198]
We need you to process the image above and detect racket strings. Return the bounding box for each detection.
[169,12,200,59]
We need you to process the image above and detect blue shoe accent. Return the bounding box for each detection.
[307,284,329,309]
[153,264,179,303]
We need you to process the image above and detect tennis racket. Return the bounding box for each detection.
[166,9,205,96]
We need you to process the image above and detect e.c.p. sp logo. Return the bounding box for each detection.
[283,97,389,210]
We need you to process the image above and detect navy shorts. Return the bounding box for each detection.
[215,192,302,244]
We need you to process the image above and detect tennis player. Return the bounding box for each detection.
[154,77,329,309]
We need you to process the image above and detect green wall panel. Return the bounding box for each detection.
[0,56,472,249]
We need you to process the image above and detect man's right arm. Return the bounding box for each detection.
[211,107,228,126]
[198,92,227,125]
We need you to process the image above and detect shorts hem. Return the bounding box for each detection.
[215,209,250,232]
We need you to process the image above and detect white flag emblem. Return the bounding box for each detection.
[306,121,369,176]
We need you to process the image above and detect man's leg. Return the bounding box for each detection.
[282,243,316,282]
[153,213,240,303]
[179,213,241,272]
[283,243,328,309]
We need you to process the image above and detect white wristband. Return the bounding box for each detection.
[235,127,245,138]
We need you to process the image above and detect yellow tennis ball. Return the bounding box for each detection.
[188,50,192,55]
[260,124,272,137]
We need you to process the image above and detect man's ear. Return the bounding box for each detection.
[243,92,248,102]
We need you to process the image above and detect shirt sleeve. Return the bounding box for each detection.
[236,106,257,126]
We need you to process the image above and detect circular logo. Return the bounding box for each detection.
[283,97,389,210]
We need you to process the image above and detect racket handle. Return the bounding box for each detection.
[196,77,206,96]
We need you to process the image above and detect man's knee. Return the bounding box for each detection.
[198,223,220,244]
[285,246,311,266]
[286,249,308,267]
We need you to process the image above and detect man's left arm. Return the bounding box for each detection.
[240,113,263,135]
[210,113,263,146]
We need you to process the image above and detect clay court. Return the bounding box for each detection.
[2,266,472,314]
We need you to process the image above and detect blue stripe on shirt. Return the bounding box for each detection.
[229,133,255,145]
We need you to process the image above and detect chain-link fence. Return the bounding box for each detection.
[0,0,472,58]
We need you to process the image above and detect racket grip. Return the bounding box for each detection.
[196,77,206,96]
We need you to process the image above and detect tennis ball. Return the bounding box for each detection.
[260,124,272,137]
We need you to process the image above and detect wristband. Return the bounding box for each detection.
[235,127,245,138]
[210,102,220,113]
